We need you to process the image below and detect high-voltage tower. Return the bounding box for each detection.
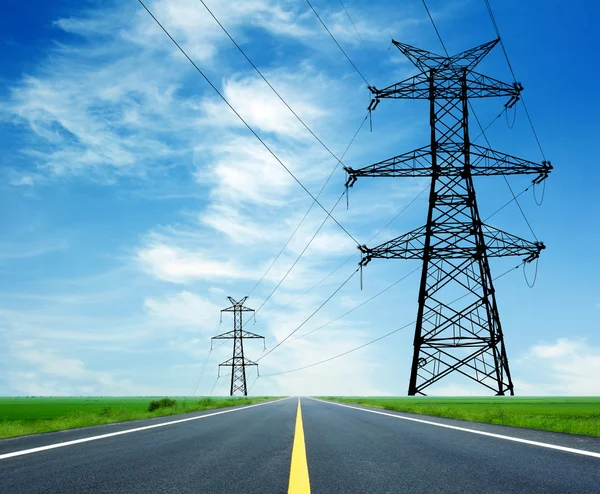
[212,297,264,396]
[345,39,551,396]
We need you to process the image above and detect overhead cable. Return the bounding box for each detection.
[249,114,368,297]
[305,0,371,86]
[137,0,360,246]
[197,0,357,174]
[260,262,523,377]
[339,0,365,46]
[483,0,547,161]
[256,266,360,362]
[193,0,374,299]
[288,264,421,343]
[254,190,348,315]
[252,183,429,326]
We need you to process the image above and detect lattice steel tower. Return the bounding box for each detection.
[345,39,551,396]
[212,297,265,396]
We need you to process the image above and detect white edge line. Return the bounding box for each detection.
[0,397,291,460]
[307,397,600,459]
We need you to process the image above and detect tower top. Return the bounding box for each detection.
[392,38,499,72]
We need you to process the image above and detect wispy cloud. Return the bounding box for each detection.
[1,0,568,398]
[515,338,600,395]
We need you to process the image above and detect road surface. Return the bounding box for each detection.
[1,397,599,493]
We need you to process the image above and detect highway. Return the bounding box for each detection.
[1,397,599,493]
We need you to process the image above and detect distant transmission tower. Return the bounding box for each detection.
[212,297,265,396]
[345,39,551,396]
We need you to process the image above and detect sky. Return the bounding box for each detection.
[0,0,599,397]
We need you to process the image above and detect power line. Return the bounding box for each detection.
[483,183,532,222]
[254,189,348,315]
[260,263,523,377]
[247,375,260,394]
[470,108,539,241]
[209,376,220,396]
[196,0,357,176]
[189,347,212,397]
[421,0,448,54]
[483,0,547,161]
[305,0,371,86]
[367,185,429,243]
[137,0,360,247]
[252,183,429,326]
[193,0,374,300]
[288,264,421,343]
[262,320,414,376]
[249,114,368,297]
[256,266,360,362]
[253,187,428,357]
[339,0,365,46]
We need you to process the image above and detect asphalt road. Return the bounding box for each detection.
[1,397,600,493]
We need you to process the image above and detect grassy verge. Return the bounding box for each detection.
[319,397,600,437]
[0,396,278,439]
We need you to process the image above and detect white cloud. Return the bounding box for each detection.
[517,338,600,395]
[8,175,35,186]
[16,348,87,379]
[530,338,580,359]
[136,242,257,283]
[200,71,326,137]
[144,290,222,329]
[8,341,146,395]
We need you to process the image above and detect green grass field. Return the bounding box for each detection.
[0,396,276,439]
[320,397,600,437]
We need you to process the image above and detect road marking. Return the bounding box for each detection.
[308,398,600,459]
[0,398,290,461]
[288,398,311,494]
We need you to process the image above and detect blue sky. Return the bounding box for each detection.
[1,0,598,396]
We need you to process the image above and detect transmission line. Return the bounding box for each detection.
[260,263,523,377]
[305,0,371,86]
[262,320,414,377]
[193,0,375,300]
[249,113,368,297]
[256,266,360,362]
[251,183,429,326]
[483,183,532,222]
[421,0,448,54]
[196,0,358,174]
[254,190,348,315]
[339,0,365,46]
[137,0,360,247]
[189,348,212,397]
[208,376,220,396]
[483,0,547,161]
[288,264,421,343]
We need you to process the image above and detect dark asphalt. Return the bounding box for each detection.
[0,398,296,493]
[1,397,600,493]
[302,398,600,493]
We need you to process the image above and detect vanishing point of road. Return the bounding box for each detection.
[1,397,599,493]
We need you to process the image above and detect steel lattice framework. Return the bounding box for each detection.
[212,297,264,396]
[345,39,551,396]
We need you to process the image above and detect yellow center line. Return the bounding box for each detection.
[288,398,311,494]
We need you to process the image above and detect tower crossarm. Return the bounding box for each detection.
[470,145,552,182]
[344,145,431,185]
[369,71,521,101]
[218,358,258,367]
[211,330,265,340]
[359,223,544,263]
[345,144,551,183]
